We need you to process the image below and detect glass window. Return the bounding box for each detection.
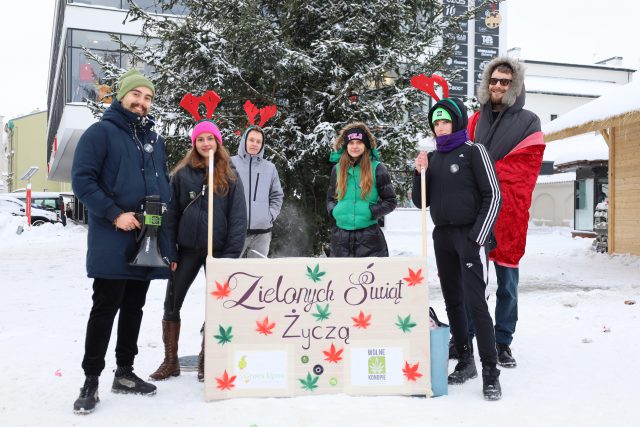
[68,46,118,103]
[66,29,158,103]
[69,1,124,10]
[71,29,120,51]
[575,178,594,231]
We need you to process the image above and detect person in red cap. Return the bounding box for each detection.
[149,119,247,383]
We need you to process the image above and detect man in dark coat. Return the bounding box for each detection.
[71,69,171,414]
[467,56,545,368]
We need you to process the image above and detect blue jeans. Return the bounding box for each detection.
[467,264,519,346]
[494,264,519,345]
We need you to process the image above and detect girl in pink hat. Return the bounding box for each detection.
[150,120,247,382]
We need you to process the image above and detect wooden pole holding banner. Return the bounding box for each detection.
[420,158,427,258]
[207,149,214,258]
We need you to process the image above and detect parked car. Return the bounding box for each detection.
[0,195,60,225]
[11,191,67,225]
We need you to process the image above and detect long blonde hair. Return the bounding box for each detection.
[172,144,236,196]
[334,122,377,200]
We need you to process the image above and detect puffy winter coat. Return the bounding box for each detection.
[72,99,171,280]
[327,151,397,230]
[327,150,397,256]
[468,56,545,266]
[231,126,284,234]
[163,164,247,260]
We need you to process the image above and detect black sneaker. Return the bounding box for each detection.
[497,344,517,368]
[73,376,99,415]
[448,346,477,384]
[112,366,157,395]
[482,363,502,401]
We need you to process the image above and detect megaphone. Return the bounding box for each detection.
[129,195,169,268]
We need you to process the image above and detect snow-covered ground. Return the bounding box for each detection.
[0,211,638,427]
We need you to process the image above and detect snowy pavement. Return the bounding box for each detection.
[0,212,638,426]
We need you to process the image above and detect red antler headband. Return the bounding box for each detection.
[243,100,277,127]
[410,74,450,101]
[179,90,221,121]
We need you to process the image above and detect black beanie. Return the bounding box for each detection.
[343,128,371,149]
[428,98,468,134]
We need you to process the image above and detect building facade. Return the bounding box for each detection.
[46,0,185,183]
[5,111,66,193]
[520,54,635,231]
[521,57,635,125]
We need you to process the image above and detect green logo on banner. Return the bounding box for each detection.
[368,356,386,375]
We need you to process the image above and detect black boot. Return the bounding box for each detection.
[448,337,458,359]
[448,344,477,385]
[497,343,517,368]
[112,365,157,395]
[450,338,474,359]
[73,375,99,415]
[482,363,502,401]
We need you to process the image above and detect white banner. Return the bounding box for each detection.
[204,256,430,400]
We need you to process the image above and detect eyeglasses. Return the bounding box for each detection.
[489,78,512,86]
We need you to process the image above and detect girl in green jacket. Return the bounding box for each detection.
[326,122,397,257]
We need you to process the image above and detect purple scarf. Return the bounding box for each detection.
[436,129,469,152]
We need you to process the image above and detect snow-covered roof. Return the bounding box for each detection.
[544,132,608,164]
[526,75,618,98]
[543,78,640,140]
[536,171,576,184]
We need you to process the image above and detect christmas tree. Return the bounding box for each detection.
[92,0,492,255]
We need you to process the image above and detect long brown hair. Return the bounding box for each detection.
[334,122,377,200]
[172,144,236,196]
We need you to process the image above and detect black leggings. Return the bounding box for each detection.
[163,247,208,322]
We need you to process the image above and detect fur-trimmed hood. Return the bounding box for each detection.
[477,56,526,108]
[333,122,378,151]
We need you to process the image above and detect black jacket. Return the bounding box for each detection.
[164,165,247,261]
[412,142,501,246]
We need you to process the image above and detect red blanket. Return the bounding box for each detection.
[489,132,545,267]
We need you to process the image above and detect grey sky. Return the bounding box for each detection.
[0,0,637,121]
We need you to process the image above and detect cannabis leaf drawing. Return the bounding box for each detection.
[299,372,319,391]
[322,343,344,363]
[256,316,276,336]
[395,314,417,333]
[402,361,423,382]
[403,268,424,287]
[215,370,237,390]
[211,280,231,299]
[306,264,326,283]
[213,324,233,345]
[368,357,385,374]
[351,310,372,329]
[312,304,331,321]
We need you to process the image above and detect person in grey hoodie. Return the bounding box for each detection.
[231,125,284,258]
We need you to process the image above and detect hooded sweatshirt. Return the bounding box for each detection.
[231,126,284,234]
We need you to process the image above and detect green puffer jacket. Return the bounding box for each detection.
[327,150,397,231]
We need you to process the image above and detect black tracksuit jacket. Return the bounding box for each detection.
[412,141,501,246]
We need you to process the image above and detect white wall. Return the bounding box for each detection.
[525,62,633,84]
[527,93,595,125]
[530,181,574,227]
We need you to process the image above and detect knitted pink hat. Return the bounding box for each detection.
[191,120,222,146]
